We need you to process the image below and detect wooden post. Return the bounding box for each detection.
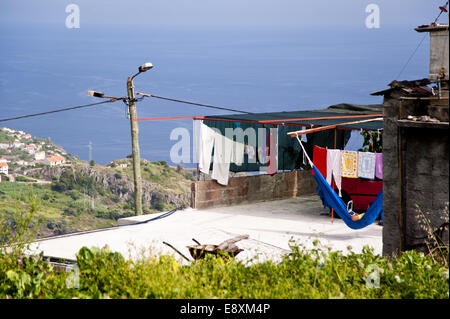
[127,77,143,216]
[328,129,339,223]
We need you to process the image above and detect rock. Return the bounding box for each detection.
[28,163,190,209]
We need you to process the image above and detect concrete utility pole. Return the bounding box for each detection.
[126,76,143,216]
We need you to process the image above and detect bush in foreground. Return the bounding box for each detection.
[0,242,448,299]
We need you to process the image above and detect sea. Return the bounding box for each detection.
[0,23,429,167]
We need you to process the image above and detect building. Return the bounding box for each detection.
[1,127,14,133]
[43,155,65,166]
[25,144,37,154]
[0,161,8,175]
[34,151,45,161]
[372,22,449,256]
[13,141,24,149]
[15,159,25,166]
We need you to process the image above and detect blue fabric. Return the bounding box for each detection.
[312,165,383,230]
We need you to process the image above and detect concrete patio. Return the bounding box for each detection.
[29,194,383,264]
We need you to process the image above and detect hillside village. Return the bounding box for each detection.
[0,126,77,182]
[0,125,194,237]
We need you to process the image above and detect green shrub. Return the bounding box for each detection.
[0,242,448,299]
[15,176,37,183]
[95,208,131,220]
[151,192,165,211]
[0,190,448,299]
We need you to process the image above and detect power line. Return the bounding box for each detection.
[138,92,253,114]
[0,99,121,123]
[394,2,448,80]
[394,33,428,80]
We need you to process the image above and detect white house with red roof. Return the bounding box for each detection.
[43,154,65,166]
[0,158,8,175]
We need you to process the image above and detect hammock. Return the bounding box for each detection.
[295,136,383,230]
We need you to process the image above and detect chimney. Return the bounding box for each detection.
[415,23,449,82]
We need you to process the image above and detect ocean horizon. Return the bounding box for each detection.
[0,23,428,166]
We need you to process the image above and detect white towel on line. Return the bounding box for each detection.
[326,149,342,197]
[358,151,376,179]
[198,121,217,174]
[231,140,245,166]
[211,132,233,185]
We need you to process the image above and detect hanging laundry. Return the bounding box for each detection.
[198,121,218,174]
[267,127,278,175]
[312,145,327,177]
[375,153,383,179]
[358,152,376,179]
[341,150,358,178]
[244,144,256,162]
[326,149,342,196]
[257,127,268,165]
[211,132,233,185]
[231,139,245,166]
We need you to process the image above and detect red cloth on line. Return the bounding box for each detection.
[312,145,327,178]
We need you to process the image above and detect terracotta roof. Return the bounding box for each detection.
[0,162,8,167]
[47,155,65,162]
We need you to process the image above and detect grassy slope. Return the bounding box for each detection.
[0,161,193,238]
[113,159,194,195]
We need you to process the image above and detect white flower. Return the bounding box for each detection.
[394,275,401,283]
[425,265,431,271]
[442,271,449,280]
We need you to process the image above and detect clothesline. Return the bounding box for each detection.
[312,145,383,184]
[197,121,278,185]
[294,136,384,228]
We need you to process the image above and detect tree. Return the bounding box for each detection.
[359,131,382,153]
[89,160,95,167]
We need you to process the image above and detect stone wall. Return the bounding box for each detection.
[382,96,449,256]
[191,170,317,209]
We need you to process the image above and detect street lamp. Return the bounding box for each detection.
[87,62,154,216]
[138,62,154,73]
[126,62,154,216]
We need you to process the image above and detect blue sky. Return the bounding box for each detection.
[0,0,447,28]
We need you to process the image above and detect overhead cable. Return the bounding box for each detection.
[0,99,122,123]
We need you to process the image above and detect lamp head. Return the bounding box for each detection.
[87,90,105,98]
[138,62,153,73]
